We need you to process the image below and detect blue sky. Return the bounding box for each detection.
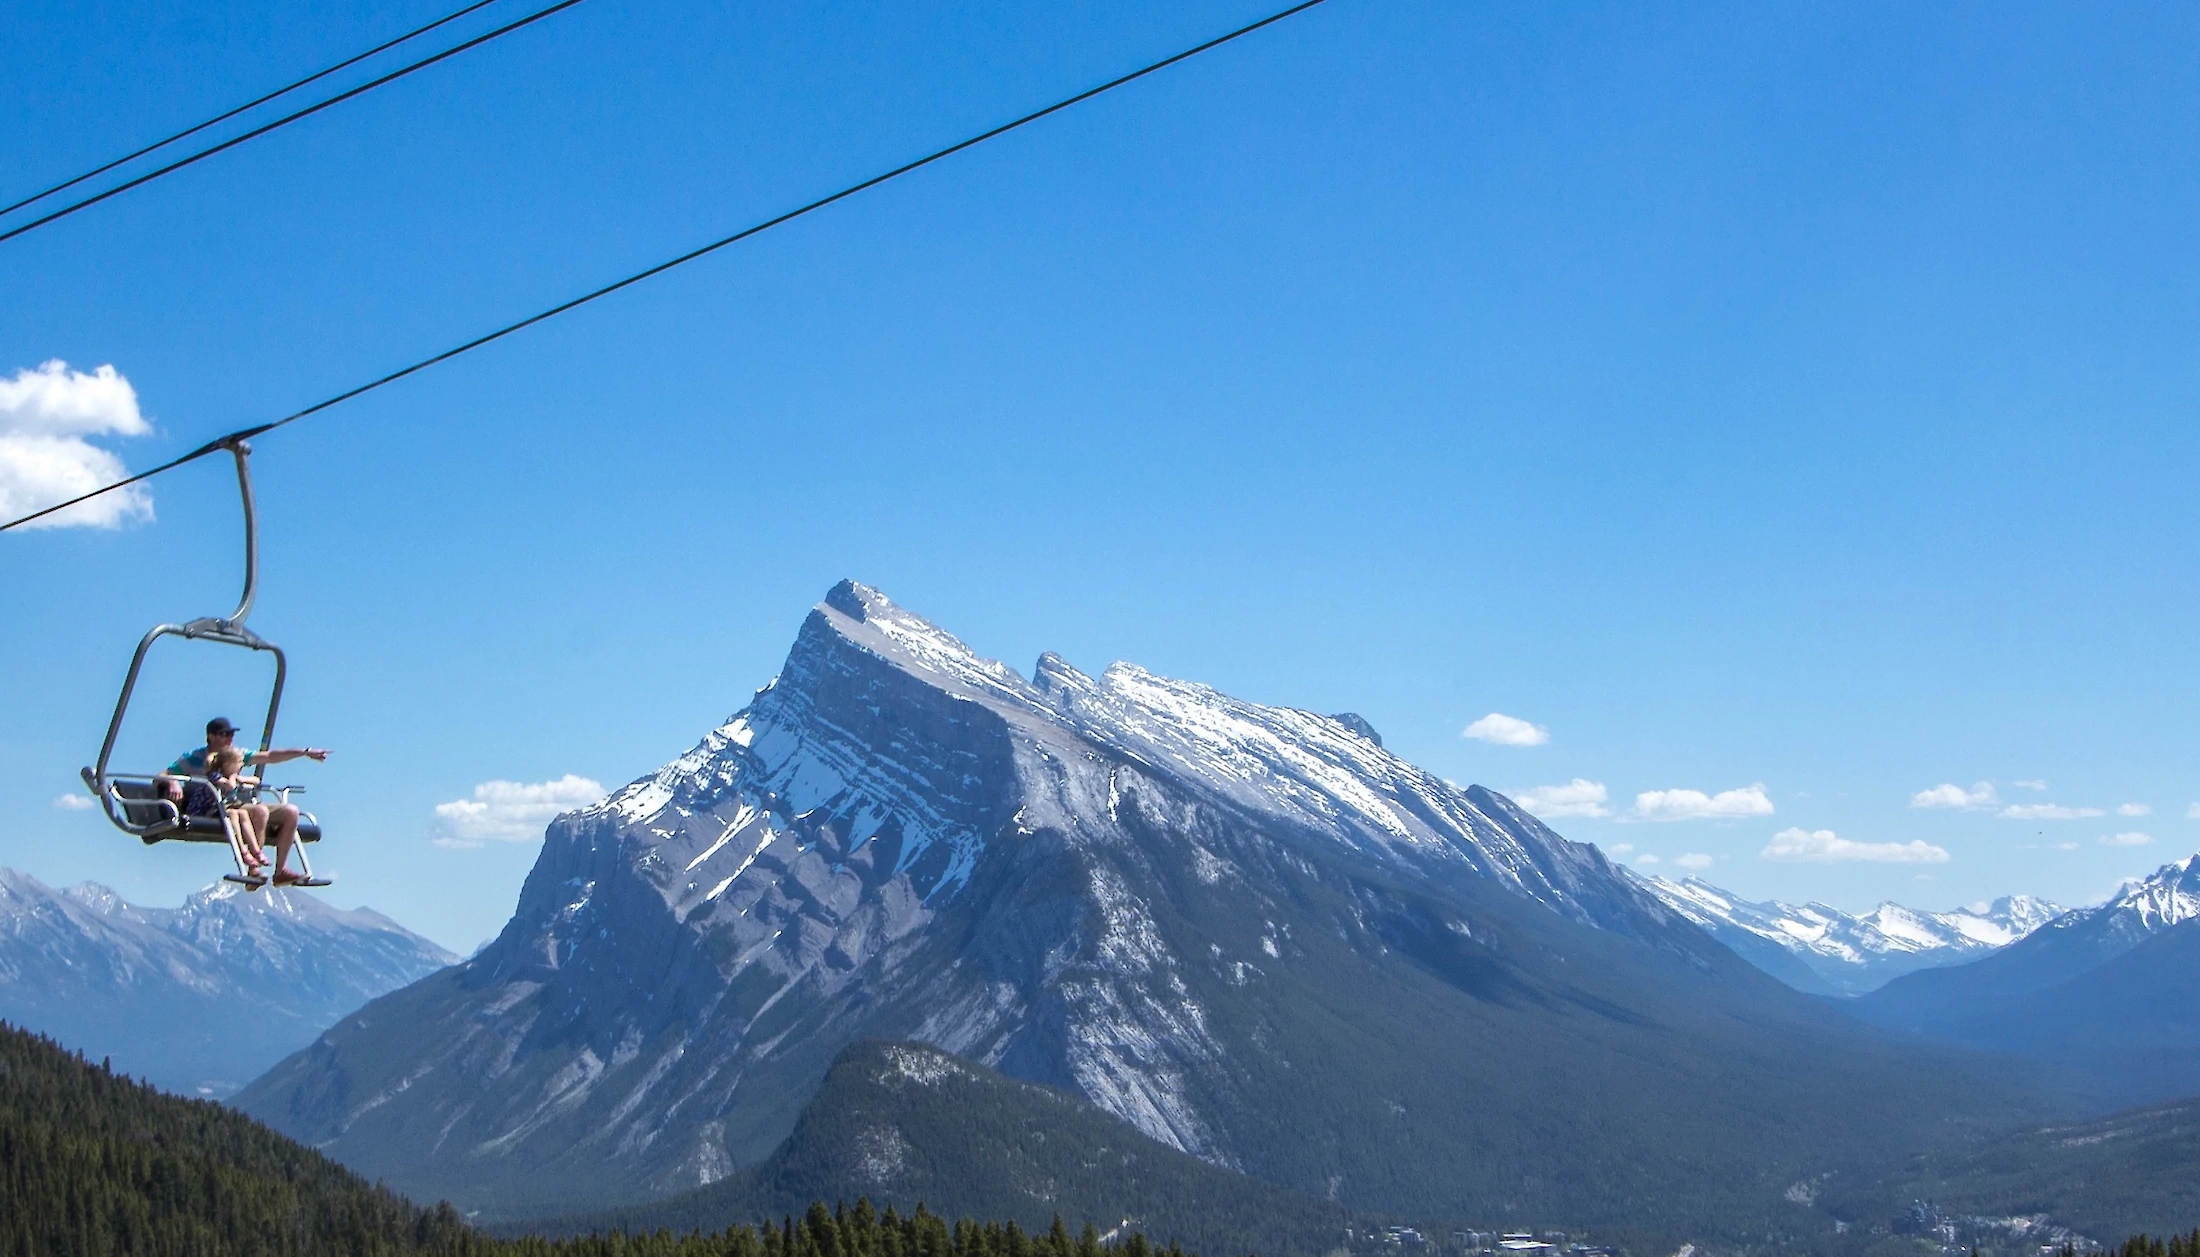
[4,0,2197,952]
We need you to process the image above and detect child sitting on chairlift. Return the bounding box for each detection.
[208,746,268,873]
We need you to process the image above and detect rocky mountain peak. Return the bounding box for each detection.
[811,579,1045,715]
[59,881,127,915]
[2102,853,2200,930]
[578,582,1647,932]
[1325,712,1381,746]
[0,868,452,1096]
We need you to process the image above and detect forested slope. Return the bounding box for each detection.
[0,1019,483,1256]
[0,1020,1226,1257]
[1884,1095,2200,1241]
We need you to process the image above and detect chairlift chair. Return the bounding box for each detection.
[78,438,330,888]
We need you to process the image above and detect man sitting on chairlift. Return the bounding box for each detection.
[160,717,328,885]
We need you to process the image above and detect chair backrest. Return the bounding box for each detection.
[110,779,179,829]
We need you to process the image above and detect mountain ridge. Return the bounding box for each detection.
[1851,854,2200,1105]
[0,867,455,1096]
[1634,872,2064,996]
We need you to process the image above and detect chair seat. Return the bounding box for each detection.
[109,779,320,843]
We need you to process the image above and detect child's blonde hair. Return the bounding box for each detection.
[210,747,245,775]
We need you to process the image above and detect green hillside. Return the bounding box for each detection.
[521,1041,1349,1257]
[0,1018,483,1256]
[1881,1095,2200,1241]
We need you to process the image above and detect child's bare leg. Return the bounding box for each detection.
[230,808,267,866]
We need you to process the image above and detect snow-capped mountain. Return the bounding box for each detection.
[1854,854,2200,1105]
[1635,873,2064,996]
[599,583,1642,932]
[2090,853,2200,936]
[238,582,2060,1225]
[0,868,454,1096]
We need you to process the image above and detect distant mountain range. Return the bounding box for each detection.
[1851,855,2200,1107]
[237,581,2066,1236]
[0,868,454,1096]
[1634,874,2064,996]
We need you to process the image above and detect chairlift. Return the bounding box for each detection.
[77,438,330,889]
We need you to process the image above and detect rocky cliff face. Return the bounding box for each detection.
[0,870,454,1095]
[237,582,2059,1226]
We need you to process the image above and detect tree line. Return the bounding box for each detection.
[8,1017,2198,1257]
[0,1021,1189,1257]
[2102,1234,2200,1257]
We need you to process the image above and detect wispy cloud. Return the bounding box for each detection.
[1629,784,1774,822]
[2014,779,2048,791]
[2000,803,2104,820]
[1635,853,1661,865]
[52,793,94,811]
[1675,852,1715,869]
[0,361,152,529]
[1461,712,1549,747]
[433,775,605,848]
[1911,781,1997,810]
[1606,842,1634,855]
[1762,827,1950,864]
[2099,831,2153,847]
[2189,802,2200,820]
[1512,778,1609,818]
[2117,803,2151,817]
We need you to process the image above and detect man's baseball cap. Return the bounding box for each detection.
[206,717,241,737]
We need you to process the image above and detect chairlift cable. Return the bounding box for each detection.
[0,0,506,221]
[0,0,1335,533]
[0,0,590,247]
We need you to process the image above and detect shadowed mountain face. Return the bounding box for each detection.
[524,1039,1348,1256]
[0,870,455,1096]
[1853,856,2200,1106]
[237,582,2064,1228]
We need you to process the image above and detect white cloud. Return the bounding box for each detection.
[1674,852,1715,869]
[0,361,152,529]
[2015,779,2048,791]
[1999,803,2104,820]
[1629,784,1774,822]
[1761,827,1951,864]
[1606,842,1634,855]
[1635,853,1661,865]
[1513,778,1609,818]
[2051,841,2080,851]
[2117,803,2151,817]
[2099,831,2153,847]
[2188,802,2200,820]
[1462,712,1549,747]
[52,793,94,811]
[1911,781,1997,810]
[432,775,604,848]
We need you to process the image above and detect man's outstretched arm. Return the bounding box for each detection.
[255,747,329,766]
